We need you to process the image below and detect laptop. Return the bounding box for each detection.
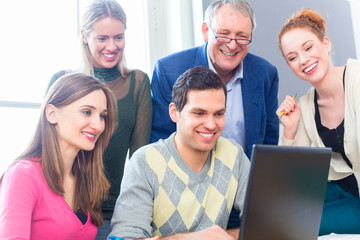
[239,144,332,240]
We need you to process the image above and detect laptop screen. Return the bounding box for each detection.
[239,144,332,240]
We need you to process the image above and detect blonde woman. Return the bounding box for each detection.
[47,1,153,237]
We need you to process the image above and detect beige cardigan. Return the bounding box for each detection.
[280,58,360,195]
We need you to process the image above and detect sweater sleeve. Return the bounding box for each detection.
[129,71,153,157]
[279,115,311,147]
[353,65,360,161]
[344,59,360,183]
[279,95,312,147]
[0,161,41,240]
[110,147,156,239]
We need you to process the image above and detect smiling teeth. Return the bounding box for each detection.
[304,63,317,73]
[221,50,236,56]
[199,133,214,137]
[103,53,116,58]
[82,132,95,138]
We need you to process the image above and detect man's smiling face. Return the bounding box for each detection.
[204,4,252,80]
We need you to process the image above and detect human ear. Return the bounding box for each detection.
[202,22,209,42]
[45,104,58,124]
[169,102,179,123]
[81,30,88,44]
[323,36,332,53]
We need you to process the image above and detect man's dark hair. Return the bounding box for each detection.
[172,66,227,112]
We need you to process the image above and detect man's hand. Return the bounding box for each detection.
[226,227,240,239]
[137,236,159,240]
[158,225,236,240]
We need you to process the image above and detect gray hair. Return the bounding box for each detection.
[204,0,256,32]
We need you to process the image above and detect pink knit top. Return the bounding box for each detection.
[0,160,97,240]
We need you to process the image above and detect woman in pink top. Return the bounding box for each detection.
[0,73,118,239]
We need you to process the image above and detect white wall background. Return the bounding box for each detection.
[1,0,359,174]
[146,0,200,73]
[247,0,358,102]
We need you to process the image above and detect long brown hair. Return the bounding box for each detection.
[15,73,117,226]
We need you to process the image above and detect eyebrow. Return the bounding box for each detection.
[97,33,124,37]
[301,40,312,48]
[285,40,313,57]
[216,28,249,36]
[81,105,108,112]
[218,29,251,35]
[190,107,226,112]
[81,105,96,109]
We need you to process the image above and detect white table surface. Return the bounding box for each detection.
[318,234,360,240]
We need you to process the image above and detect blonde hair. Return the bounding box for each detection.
[80,0,130,77]
[13,73,117,226]
[279,8,327,53]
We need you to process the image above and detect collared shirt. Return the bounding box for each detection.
[207,48,247,150]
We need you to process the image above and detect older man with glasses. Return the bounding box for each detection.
[150,0,279,229]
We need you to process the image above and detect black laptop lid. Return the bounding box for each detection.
[239,144,332,240]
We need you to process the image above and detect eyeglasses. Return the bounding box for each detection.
[209,26,252,45]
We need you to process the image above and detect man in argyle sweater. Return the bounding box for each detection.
[110,66,250,240]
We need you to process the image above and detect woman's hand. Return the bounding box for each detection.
[276,95,301,140]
